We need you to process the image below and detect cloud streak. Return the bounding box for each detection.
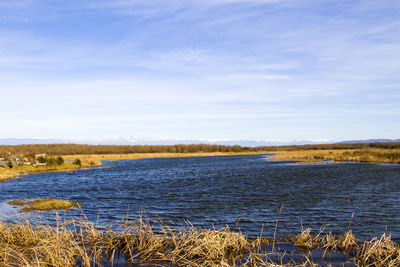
[0,0,399,141]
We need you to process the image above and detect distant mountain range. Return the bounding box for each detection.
[0,137,398,147]
[338,139,400,144]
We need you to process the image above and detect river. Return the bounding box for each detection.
[1,154,399,240]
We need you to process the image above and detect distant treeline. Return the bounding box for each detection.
[0,142,399,156]
[0,144,251,156]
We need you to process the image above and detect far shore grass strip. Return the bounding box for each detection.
[290,161,338,165]
[269,148,400,164]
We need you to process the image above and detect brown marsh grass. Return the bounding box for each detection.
[283,228,357,252]
[1,214,399,266]
[0,215,251,267]
[284,228,400,267]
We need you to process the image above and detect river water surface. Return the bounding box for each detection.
[1,154,399,240]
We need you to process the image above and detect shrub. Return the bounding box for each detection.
[72,159,81,167]
[55,156,64,166]
[37,156,46,163]
[46,157,57,166]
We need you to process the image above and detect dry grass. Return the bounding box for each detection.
[283,228,357,252]
[283,228,400,267]
[0,220,80,266]
[119,217,249,266]
[269,148,400,164]
[1,214,398,266]
[0,215,356,267]
[356,234,400,266]
[0,216,251,266]
[0,169,17,180]
[291,161,337,165]
[7,198,80,212]
[0,161,97,180]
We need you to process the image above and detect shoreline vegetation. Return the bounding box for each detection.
[1,142,399,180]
[0,214,399,266]
[269,148,400,164]
[0,161,96,181]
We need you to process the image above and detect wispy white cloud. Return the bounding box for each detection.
[0,0,399,140]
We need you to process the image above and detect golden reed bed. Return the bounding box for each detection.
[269,148,400,164]
[0,214,399,266]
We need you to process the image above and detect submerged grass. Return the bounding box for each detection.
[7,198,80,212]
[0,214,399,266]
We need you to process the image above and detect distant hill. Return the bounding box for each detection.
[338,139,400,144]
[0,138,62,145]
[1,137,398,147]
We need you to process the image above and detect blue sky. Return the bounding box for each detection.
[0,0,399,143]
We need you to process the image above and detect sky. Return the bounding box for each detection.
[0,0,399,143]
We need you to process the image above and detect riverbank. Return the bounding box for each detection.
[0,152,268,181]
[269,148,400,164]
[0,161,97,181]
[1,214,398,266]
[2,148,399,180]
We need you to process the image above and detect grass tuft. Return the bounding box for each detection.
[7,198,80,212]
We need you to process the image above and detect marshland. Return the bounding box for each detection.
[3,0,400,265]
[1,143,400,266]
